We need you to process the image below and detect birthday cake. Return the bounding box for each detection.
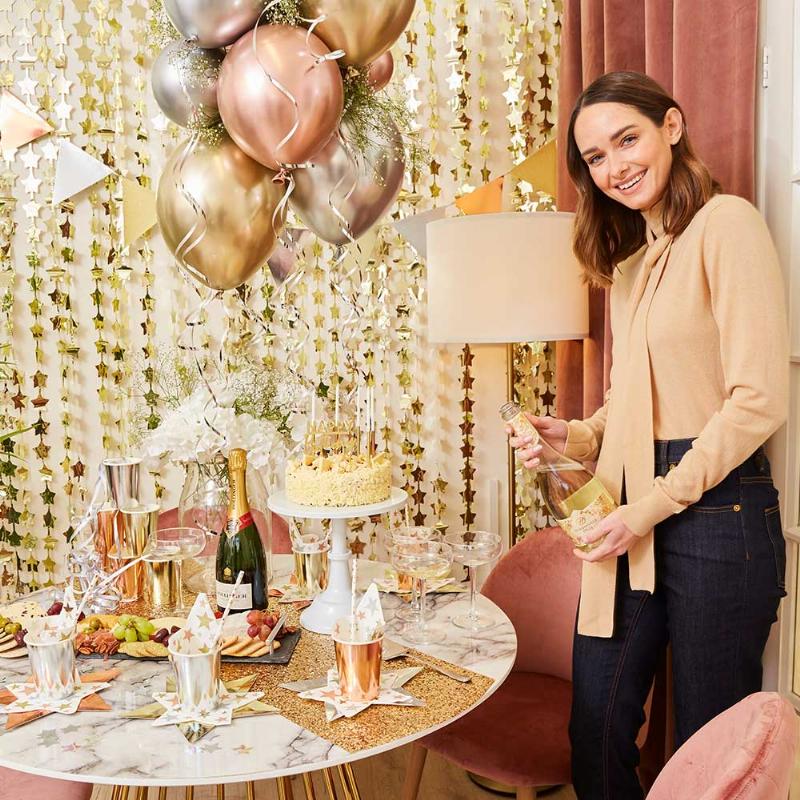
[285,452,391,508]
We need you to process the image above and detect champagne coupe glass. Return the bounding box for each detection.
[390,540,453,646]
[386,526,434,622]
[180,484,228,595]
[444,530,502,631]
[143,527,206,614]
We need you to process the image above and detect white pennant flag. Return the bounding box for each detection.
[52,140,113,205]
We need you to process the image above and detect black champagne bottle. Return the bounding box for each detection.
[215,448,268,612]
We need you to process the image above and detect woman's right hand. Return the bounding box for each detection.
[505,413,569,470]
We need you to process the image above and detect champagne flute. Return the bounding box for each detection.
[143,527,205,613]
[390,540,453,646]
[386,526,434,622]
[444,530,502,631]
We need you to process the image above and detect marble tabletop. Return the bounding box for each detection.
[0,558,517,787]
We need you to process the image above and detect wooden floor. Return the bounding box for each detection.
[90,745,578,799]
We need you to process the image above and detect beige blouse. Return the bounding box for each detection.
[564,194,789,637]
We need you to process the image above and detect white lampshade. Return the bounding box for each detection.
[426,212,589,344]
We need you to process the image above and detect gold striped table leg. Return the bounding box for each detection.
[185,788,194,800]
[135,788,149,800]
[120,788,130,800]
[321,769,338,800]
[216,786,225,800]
[277,776,295,800]
[342,765,361,800]
[335,767,351,800]
[246,781,256,800]
[301,773,317,800]
[158,789,167,800]
[110,788,121,800]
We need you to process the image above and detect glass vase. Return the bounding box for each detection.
[179,457,273,595]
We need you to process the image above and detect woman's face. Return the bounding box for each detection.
[573,102,683,212]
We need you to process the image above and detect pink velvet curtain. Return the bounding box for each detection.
[554,0,759,421]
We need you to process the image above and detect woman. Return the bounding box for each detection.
[508,71,788,799]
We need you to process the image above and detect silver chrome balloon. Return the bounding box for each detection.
[151,40,224,129]
[289,119,405,245]
[163,0,268,49]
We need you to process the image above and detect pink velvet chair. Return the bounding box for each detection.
[402,526,582,800]
[646,692,798,800]
[0,769,92,800]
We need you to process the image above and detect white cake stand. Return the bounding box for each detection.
[268,487,408,635]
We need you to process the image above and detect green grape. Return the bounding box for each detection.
[124,628,138,643]
[134,619,155,641]
[112,624,127,641]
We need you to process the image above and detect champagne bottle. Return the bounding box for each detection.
[216,449,268,612]
[500,402,615,551]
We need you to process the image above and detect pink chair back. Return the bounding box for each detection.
[646,692,798,800]
[481,527,581,681]
[0,769,92,800]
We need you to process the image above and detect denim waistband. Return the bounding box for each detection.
[654,438,767,468]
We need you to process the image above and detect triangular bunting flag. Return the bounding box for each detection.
[52,140,113,205]
[0,89,52,150]
[393,206,449,258]
[455,176,504,216]
[121,177,157,248]
[509,139,557,199]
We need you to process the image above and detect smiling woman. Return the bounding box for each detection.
[507,70,789,800]
[564,71,719,287]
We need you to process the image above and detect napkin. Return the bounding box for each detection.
[333,583,385,643]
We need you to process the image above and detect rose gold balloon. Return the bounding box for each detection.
[300,0,416,67]
[217,25,344,170]
[366,52,394,91]
[157,134,286,291]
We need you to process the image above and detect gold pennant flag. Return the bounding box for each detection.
[509,139,557,199]
[455,176,504,216]
[0,90,52,150]
[121,177,157,248]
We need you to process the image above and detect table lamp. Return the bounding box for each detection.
[426,211,588,545]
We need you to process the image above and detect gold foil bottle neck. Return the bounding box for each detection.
[229,448,247,472]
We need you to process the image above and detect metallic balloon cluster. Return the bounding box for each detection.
[153,0,416,293]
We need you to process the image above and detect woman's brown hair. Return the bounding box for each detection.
[567,71,719,286]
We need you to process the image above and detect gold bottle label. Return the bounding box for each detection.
[557,478,616,551]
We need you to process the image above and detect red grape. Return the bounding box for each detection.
[247,624,260,639]
[258,625,269,641]
[246,610,263,626]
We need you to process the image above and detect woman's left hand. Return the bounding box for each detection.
[573,508,638,562]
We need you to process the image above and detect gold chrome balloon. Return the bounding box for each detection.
[299,0,416,67]
[157,134,286,291]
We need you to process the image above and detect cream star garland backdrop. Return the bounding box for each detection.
[0,0,560,587]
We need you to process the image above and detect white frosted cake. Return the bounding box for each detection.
[285,452,391,507]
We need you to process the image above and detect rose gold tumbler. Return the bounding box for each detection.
[333,631,383,702]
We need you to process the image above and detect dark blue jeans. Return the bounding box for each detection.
[569,439,786,800]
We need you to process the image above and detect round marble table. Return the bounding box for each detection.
[0,559,517,788]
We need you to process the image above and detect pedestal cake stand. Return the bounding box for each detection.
[268,487,408,635]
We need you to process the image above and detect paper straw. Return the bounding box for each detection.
[350,558,358,638]
[221,570,245,625]
[73,574,100,622]
[355,387,361,432]
[404,505,410,528]
[334,384,340,425]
